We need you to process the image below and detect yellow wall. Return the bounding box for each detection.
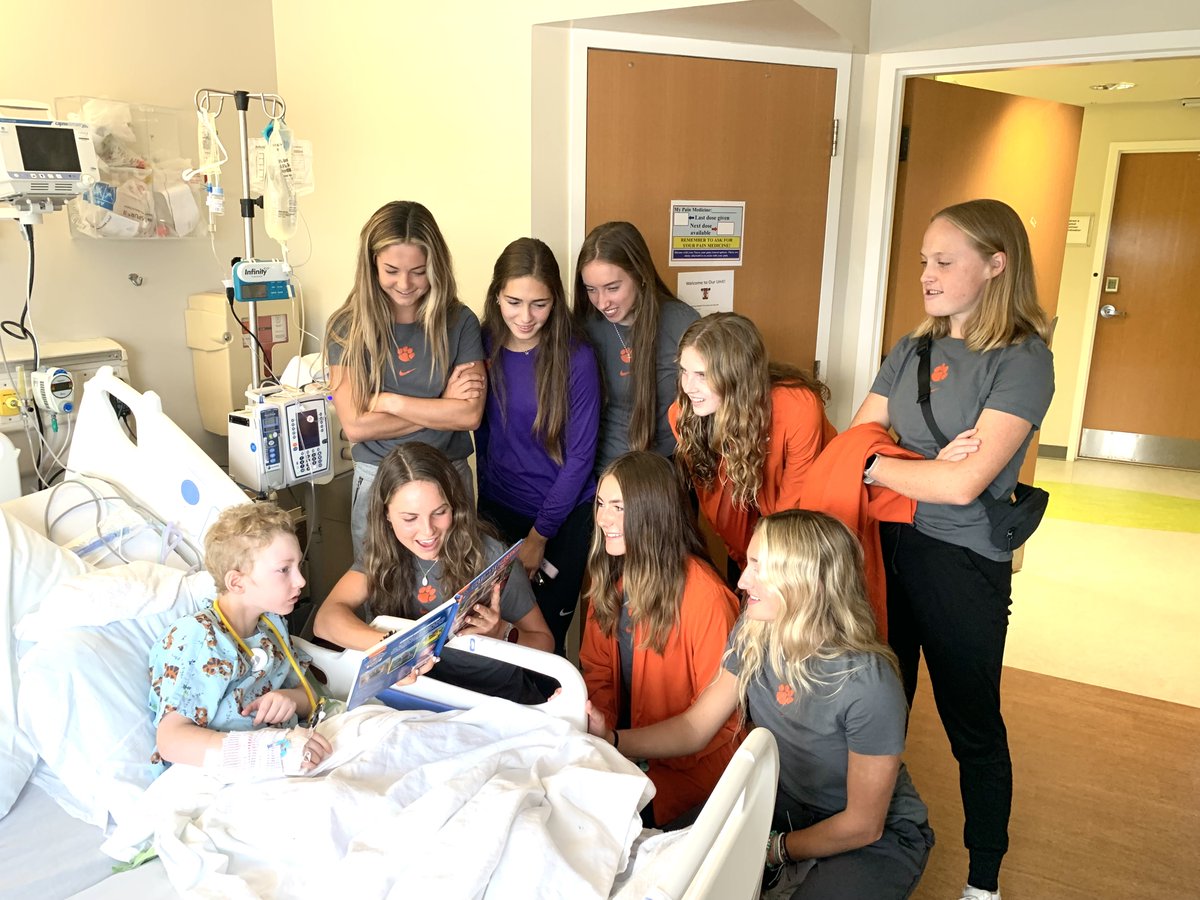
[0,0,278,456]
[1042,102,1200,448]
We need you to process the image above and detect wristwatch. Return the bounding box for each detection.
[863,453,880,485]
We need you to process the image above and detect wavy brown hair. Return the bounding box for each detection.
[730,510,898,706]
[362,442,495,619]
[913,198,1052,352]
[482,238,582,465]
[573,221,676,452]
[585,451,710,654]
[674,313,829,508]
[326,201,463,409]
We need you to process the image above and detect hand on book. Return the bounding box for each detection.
[457,583,505,639]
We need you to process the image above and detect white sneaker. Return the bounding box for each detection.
[960,886,1000,900]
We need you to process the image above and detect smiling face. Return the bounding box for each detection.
[594,474,627,557]
[376,242,430,324]
[498,275,553,351]
[919,216,1005,337]
[678,345,721,417]
[738,533,782,622]
[580,260,639,326]
[241,533,306,618]
[386,479,453,561]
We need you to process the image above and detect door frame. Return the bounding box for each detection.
[1068,139,1200,460]
[850,29,1200,423]
[533,26,853,378]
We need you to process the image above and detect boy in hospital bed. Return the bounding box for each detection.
[147,502,332,779]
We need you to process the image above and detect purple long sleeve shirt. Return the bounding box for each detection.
[475,340,600,538]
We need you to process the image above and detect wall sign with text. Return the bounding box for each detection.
[669,201,745,266]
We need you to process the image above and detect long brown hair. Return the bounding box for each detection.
[482,238,581,465]
[326,201,463,410]
[585,451,710,653]
[573,221,676,452]
[674,313,828,508]
[913,198,1052,351]
[363,442,494,618]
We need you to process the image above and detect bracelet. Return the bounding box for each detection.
[766,830,794,867]
[611,729,620,750]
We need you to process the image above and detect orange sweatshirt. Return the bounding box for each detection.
[669,385,837,567]
[798,423,922,639]
[580,556,743,824]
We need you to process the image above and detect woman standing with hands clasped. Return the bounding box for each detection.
[574,221,699,473]
[587,510,933,898]
[671,312,836,583]
[849,199,1054,900]
[325,201,486,560]
[475,238,600,655]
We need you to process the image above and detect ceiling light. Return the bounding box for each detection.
[1090,82,1137,91]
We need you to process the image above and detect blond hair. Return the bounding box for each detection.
[204,502,297,590]
[674,313,828,508]
[914,198,1052,352]
[729,510,897,707]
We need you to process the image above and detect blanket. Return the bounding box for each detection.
[105,701,655,899]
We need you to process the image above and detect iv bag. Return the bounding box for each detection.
[263,122,298,244]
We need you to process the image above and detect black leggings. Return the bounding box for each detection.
[881,522,1013,892]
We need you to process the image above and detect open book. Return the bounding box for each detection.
[450,539,524,634]
[345,598,458,710]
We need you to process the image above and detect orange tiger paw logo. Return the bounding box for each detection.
[931,363,949,383]
[397,346,415,362]
[619,347,632,364]
[776,683,795,706]
[418,584,437,605]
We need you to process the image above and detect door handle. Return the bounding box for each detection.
[1099,304,1126,319]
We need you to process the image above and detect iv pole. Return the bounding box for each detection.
[192,88,286,391]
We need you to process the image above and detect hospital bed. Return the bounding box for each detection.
[0,368,779,899]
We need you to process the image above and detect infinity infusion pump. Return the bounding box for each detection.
[0,118,99,202]
[228,393,331,493]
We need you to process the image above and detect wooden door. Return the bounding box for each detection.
[585,49,837,372]
[1081,151,1200,450]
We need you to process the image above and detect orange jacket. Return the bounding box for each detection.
[669,385,837,567]
[798,424,921,639]
[580,556,743,824]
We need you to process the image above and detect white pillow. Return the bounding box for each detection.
[16,564,213,830]
[0,508,90,819]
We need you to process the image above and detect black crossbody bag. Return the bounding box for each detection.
[917,335,1049,553]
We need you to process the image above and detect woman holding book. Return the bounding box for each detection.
[579,451,741,827]
[670,312,835,581]
[475,237,600,655]
[588,510,934,898]
[314,441,555,702]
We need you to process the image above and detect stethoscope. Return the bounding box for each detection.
[211,598,318,715]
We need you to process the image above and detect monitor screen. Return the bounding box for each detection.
[295,409,321,450]
[16,124,82,173]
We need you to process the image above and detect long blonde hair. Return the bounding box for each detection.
[482,238,581,465]
[585,451,709,654]
[913,198,1052,352]
[573,222,676,452]
[730,510,897,706]
[326,201,463,412]
[674,313,828,508]
[363,442,495,618]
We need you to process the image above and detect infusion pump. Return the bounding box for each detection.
[228,391,331,493]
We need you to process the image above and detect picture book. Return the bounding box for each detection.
[345,598,458,710]
[451,539,524,634]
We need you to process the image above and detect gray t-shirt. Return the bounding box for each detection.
[724,640,928,833]
[584,298,700,472]
[871,334,1054,561]
[326,303,484,464]
[357,535,538,701]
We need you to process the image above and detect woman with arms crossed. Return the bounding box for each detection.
[849,199,1054,900]
[325,200,486,559]
[475,238,600,655]
[579,450,741,828]
[671,312,836,583]
[589,510,933,898]
[573,221,699,473]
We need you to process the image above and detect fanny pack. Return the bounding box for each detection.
[917,335,1049,552]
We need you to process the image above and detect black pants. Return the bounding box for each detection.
[477,496,593,657]
[881,523,1012,893]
